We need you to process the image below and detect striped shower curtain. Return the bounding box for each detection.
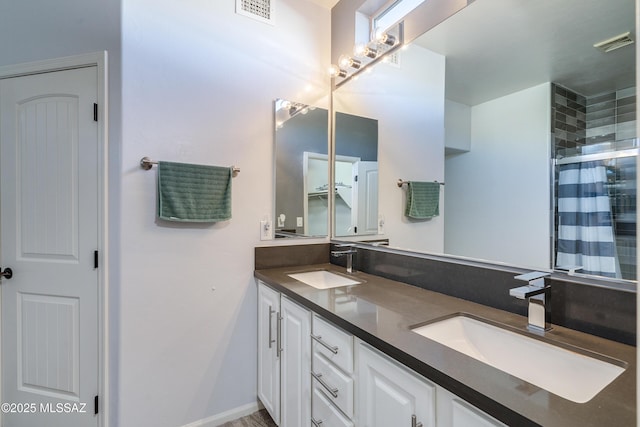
[556,160,619,278]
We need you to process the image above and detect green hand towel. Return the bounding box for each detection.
[405,181,440,219]
[157,161,232,222]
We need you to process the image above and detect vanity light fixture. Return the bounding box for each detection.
[354,43,378,59]
[339,54,362,70]
[331,22,403,85]
[329,64,347,78]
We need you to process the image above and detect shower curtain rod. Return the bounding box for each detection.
[555,148,638,165]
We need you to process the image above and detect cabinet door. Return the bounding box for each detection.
[257,282,281,425]
[437,386,506,427]
[280,296,311,427]
[358,343,436,427]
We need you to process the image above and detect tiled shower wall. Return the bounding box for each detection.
[586,87,637,144]
[552,84,587,154]
[553,83,637,155]
[552,84,637,280]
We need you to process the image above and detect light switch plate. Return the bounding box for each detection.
[296,217,303,227]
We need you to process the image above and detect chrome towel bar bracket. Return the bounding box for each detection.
[397,179,444,188]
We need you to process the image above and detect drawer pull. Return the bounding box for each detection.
[311,371,339,398]
[311,417,323,427]
[411,414,423,427]
[311,334,339,354]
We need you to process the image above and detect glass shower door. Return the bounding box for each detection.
[554,149,637,281]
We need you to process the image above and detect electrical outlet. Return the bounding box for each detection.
[260,220,272,240]
[296,217,303,227]
[378,214,385,234]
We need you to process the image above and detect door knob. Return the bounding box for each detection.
[0,268,12,279]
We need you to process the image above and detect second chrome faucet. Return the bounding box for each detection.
[331,244,358,274]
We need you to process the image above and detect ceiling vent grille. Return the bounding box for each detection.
[236,0,274,25]
[593,32,634,53]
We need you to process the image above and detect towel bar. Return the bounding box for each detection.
[140,157,240,177]
[397,179,444,188]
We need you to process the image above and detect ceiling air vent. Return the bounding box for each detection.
[593,32,634,53]
[236,0,274,25]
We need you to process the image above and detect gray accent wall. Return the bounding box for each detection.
[335,112,378,160]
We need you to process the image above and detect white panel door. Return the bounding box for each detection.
[356,161,379,235]
[257,282,281,425]
[0,67,99,427]
[280,296,310,427]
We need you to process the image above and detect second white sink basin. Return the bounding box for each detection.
[411,314,625,403]
[287,270,360,289]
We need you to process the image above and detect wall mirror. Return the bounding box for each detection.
[274,99,329,238]
[332,0,636,283]
[334,111,379,236]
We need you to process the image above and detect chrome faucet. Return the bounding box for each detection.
[509,271,551,332]
[331,244,358,273]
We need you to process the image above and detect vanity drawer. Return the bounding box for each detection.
[312,386,354,427]
[312,352,354,418]
[312,314,353,374]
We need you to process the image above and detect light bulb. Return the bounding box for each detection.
[376,32,397,46]
[354,44,377,59]
[339,54,362,69]
[328,64,347,78]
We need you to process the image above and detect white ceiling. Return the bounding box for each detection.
[414,0,635,105]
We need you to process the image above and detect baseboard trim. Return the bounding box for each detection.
[180,401,264,427]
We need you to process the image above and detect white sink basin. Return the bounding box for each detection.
[287,270,360,289]
[411,314,625,403]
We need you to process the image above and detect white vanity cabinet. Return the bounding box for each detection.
[258,280,507,427]
[312,387,354,427]
[356,341,436,427]
[356,340,505,427]
[311,314,356,425]
[257,283,280,423]
[437,386,506,427]
[257,281,311,427]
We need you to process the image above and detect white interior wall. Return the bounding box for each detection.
[1,1,329,426]
[333,44,446,252]
[445,99,471,153]
[120,1,330,426]
[444,83,551,269]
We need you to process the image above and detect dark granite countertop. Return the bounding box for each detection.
[255,263,636,427]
